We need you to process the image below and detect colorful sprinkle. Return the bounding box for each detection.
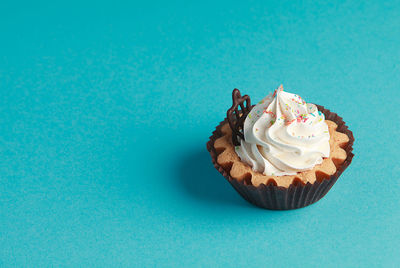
[286,119,295,126]
[264,110,276,117]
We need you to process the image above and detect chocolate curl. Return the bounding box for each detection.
[227,89,252,146]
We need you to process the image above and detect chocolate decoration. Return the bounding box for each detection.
[227,89,252,146]
[207,104,355,210]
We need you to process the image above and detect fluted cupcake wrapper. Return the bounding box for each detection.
[206,105,355,210]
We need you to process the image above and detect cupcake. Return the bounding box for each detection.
[207,85,354,210]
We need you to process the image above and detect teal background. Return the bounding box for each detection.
[1,1,399,267]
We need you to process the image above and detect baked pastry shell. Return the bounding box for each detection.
[206,105,355,210]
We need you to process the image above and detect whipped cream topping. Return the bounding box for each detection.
[235,85,330,176]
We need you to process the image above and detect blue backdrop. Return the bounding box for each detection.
[1,1,399,267]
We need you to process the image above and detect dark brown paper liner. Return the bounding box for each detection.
[206,105,355,210]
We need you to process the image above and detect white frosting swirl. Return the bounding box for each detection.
[235,85,330,176]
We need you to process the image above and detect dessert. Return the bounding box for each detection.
[207,86,354,209]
